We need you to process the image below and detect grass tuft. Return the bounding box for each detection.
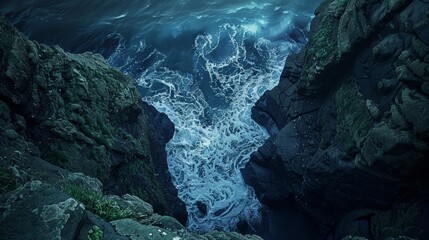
[65,185,134,221]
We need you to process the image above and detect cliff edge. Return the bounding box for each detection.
[243,0,429,239]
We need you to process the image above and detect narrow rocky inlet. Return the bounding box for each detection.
[1,0,429,239]
[0,14,261,240]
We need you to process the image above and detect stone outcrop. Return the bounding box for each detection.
[0,178,262,240]
[242,0,429,239]
[0,14,186,222]
[0,181,86,239]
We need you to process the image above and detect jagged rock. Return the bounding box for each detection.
[143,214,187,232]
[243,0,429,239]
[0,181,86,240]
[0,16,186,222]
[337,203,428,240]
[397,88,429,135]
[66,172,103,195]
[76,212,129,240]
[104,194,154,219]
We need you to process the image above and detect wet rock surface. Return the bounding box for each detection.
[243,0,429,239]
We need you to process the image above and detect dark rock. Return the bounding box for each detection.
[66,172,103,195]
[0,16,186,222]
[196,200,208,217]
[251,203,321,240]
[144,215,186,232]
[103,194,154,218]
[243,0,429,239]
[0,181,86,240]
[76,212,129,240]
[110,218,180,239]
[237,220,249,233]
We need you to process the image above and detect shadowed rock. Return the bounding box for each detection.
[0,14,186,222]
[243,0,429,239]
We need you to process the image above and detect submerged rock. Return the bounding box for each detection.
[243,0,429,239]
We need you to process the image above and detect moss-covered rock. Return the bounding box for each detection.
[244,0,429,238]
[335,81,373,153]
[0,15,185,221]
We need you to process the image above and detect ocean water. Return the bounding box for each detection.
[0,0,320,232]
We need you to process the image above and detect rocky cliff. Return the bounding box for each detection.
[243,0,429,239]
[0,16,262,240]
[0,13,187,223]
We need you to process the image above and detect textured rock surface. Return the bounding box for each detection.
[111,218,181,240]
[111,218,263,240]
[104,194,154,218]
[0,15,185,222]
[0,181,86,240]
[243,0,429,239]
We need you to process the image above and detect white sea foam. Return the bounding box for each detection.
[130,23,297,232]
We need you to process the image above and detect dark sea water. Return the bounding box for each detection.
[0,0,321,232]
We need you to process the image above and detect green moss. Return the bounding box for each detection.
[310,15,336,64]
[65,185,135,221]
[99,124,111,137]
[93,135,112,149]
[336,81,373,154]
[44,148,72,165]
[302,13,338,89]
[80,124,112,149]
[118,129,135,142]
[331,0,350,17]
[87,225,103,240]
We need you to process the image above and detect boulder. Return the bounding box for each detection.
[0,181,86,240]
[0,16,186,222]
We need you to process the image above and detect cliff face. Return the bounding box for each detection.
[243,0,429,239]
[0,15,186,223]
